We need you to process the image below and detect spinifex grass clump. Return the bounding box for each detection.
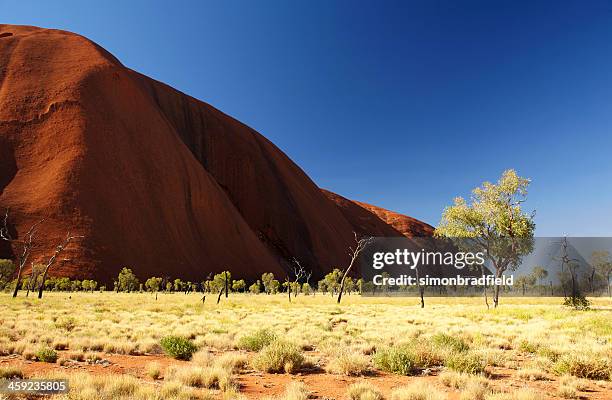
[431,333,470,353]
[444,351,487,375]
[373,340,444,376]
[237,328,276,351]
[252,340,304,373]
[552,354,611,381]
[160,336,198,360]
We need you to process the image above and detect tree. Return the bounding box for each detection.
[173,279,184,293]
[0,259,15,288]
[28,264,46,297]
[71,280,82,292]
[55,277,71,291]
[337,233,374,304]
[145,277,163,299]
[515,274,536,296]
[302,282,312,295]
[1,209,44,297]
[82,279,98,293]
[435,170,535,308]
[249,280,261,294]
[531,266,548,295]
[117,267,139,292]
[261,273,275,294]
[323,269,342,295]
[232,279,246,292]
[286,259,308,302]
[591,251,612,297]
[37,232,82,298]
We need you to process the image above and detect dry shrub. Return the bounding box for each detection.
[346,382,383,400]
[391,382,445,400]
[252,341,304,374]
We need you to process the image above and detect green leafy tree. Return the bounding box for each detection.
[323,269,342,295]
[531,266,548,294]
[344,277,355,294]
[269,279,280,294]
[145,277,163,299]
[173,279,184,293]
[515,274,536,295]
[302,282,312,295]
[0,259,15,288]
[261,272,275,294]
[117,267,139,292]
[55,277,71,291]
[249,280,261,294]
[71,280,82,292]
[318,280,328,294]
[591,251,612,297]
[435,169,535,308]
[232,279,246,292]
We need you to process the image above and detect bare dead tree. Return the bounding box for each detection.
[37,232,82,299]
[286,259,307,303]
[0,209,44,298]
[337,233,374,304]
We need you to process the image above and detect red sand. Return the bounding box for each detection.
[0,24,432,283]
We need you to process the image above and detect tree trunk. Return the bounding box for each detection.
[12,264,24,298]
[224,272,229,298]
[216,286,224,304]
[481,265,489,309]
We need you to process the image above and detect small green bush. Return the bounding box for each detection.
[431,333,469,352]
[373,342,444,376]
[552,354,610,381]
[251,340,304,373]
[54,316,76,332]
[237,328,277,351]
[35,347,58,363]
[160,336,198,360]
[444,351,486,375]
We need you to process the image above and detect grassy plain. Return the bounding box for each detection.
[0,293,610,399]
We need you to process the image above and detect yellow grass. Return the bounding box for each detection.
[0,293,610,399]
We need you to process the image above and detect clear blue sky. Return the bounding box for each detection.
[3,0,612,235]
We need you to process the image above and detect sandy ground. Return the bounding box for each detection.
[1,351,610,399]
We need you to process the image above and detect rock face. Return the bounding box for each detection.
[0,25,433,283]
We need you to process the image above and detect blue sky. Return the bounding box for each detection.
[3,1,612,235]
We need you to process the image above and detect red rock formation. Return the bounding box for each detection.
[0,25,433,283]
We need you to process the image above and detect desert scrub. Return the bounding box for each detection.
[373,342,443,375]
[440,371,490,389]
[0,366,23,379]
[160,336,198,360]
[237,328,276,351]
[346,382,383,400]
[146,361,162,379]
[516,368,547,381]
[252,340,304,373]
[552,354,611,380]
[391,382,445,400]
[274,381,309,400]
[431,332,469,353]
[167,365,234,390]
[484,389,539,400]
[444,351,486,374]
[54,316,76,331]
[325,349,369,376]
[35,347,58,363]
